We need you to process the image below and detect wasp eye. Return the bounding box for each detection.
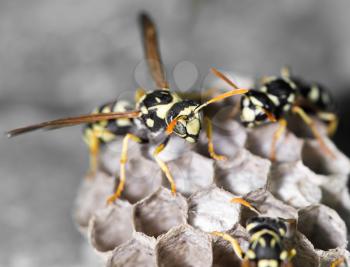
[174,122,186,135]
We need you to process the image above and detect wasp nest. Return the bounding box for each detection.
[73,78,349,267]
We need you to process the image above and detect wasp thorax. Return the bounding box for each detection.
[240,91,275,127]
[166,100,202,143]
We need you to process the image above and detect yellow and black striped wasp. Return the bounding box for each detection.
[212,197,297,267]
[212,198,347,267]
[214,66,338,160]
[7,13,248,204]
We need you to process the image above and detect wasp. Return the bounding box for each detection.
[213,198,347,267]
[7,13,248,204]
[212,198,296,267]
[215,66,338,160]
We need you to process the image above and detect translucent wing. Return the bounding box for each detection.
[139,12,169,89]
[7,111,140,138]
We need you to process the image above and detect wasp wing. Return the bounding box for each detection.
[139,12,169,89]
[7,111,140,138]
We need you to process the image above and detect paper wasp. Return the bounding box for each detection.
[213,198,347,267]
[212,198,296,267]
[215,66,338,160]
[7,13,248,204]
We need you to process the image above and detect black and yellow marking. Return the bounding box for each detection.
[7,13,248,205]
[212,198,296,267]
[82,100,135,174]
[217,66,339,161]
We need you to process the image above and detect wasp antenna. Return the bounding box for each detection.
[231,197,261,215]
[211,68,240,89]
[195,88,248,112]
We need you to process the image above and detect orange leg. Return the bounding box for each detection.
[292,106,335,158]
[331,257,345,267]
[317,111,338,136]
[205,117,227,161]
[153,139,177,195]
[83,129,100,178]
[270,119,287,161]
[106,133,142,204]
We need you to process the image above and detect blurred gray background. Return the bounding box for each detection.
[1,0,350,266]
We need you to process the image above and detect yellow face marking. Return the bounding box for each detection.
[185,136,195,143]
[177,106,197,117]
[242,107,256,122]
[146,118,155,128]
[258,259,279,267]
[186,118,200,136]
[243,98,250,107]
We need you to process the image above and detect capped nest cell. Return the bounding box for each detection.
[72,74,350,267]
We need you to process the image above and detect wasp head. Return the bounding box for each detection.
[240,90,276,127]
[166,100,202,143]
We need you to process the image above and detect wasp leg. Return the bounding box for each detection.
[316,111,338,136]
[83,129,100,177]
[106,133,142,204]
[88,136,100,177]
[153,137,177,195]
[288,249,296,261]
[205,117,227,161]
[292,106,335,158]
[211,231,245,260]
[231,197,261,215]
[331,257,345,267]
[270,118,287,161]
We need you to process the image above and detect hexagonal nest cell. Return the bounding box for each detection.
[72,75,350,267]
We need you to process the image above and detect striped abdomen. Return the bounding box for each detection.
[83,100,134,144]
